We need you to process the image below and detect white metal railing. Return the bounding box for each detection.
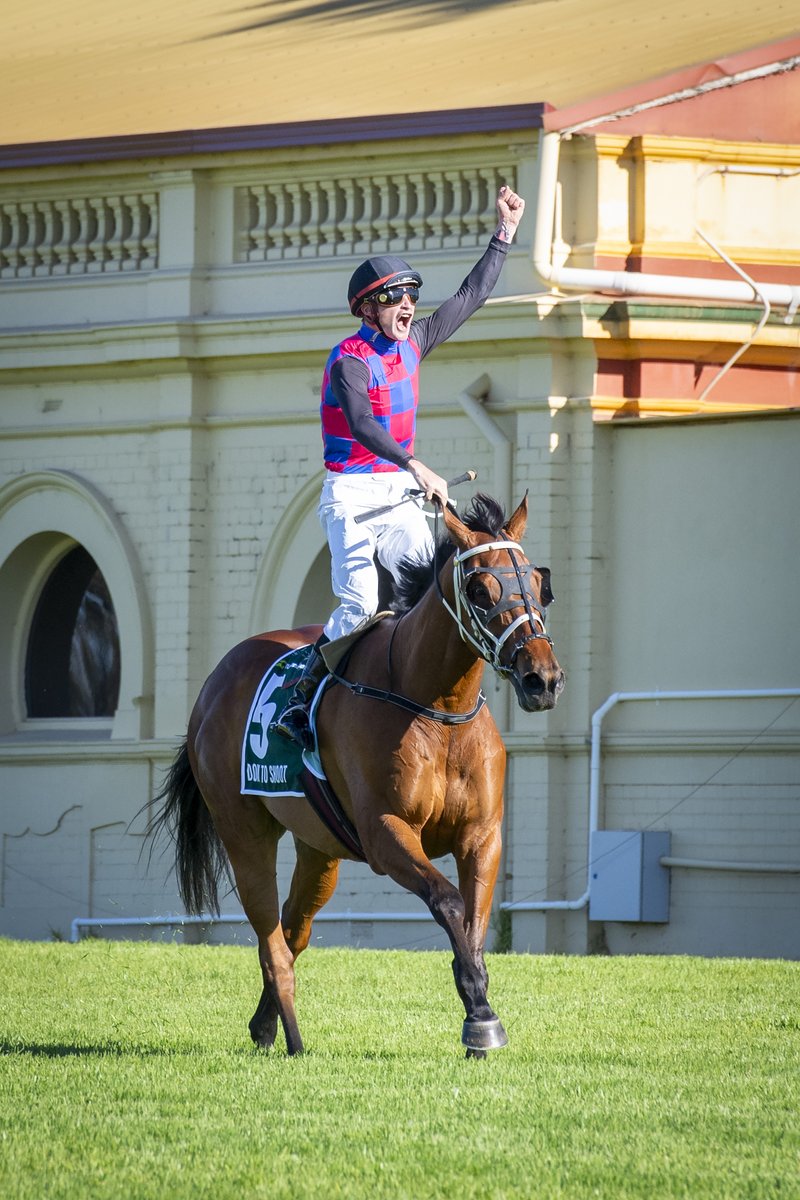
[69,910,434,943]
[502,687,800,913]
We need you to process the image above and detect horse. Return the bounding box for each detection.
[150,492,564,1056]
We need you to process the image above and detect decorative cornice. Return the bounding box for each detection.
[0,105,548,171]
[594,245,800,271]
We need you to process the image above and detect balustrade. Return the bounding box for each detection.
[0,192,158,278]
[237,164,516,262]
[0,160,519,283]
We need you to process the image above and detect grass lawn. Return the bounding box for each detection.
[0,940,797,1199]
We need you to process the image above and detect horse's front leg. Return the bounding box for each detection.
[454,824,505,1057]
[362,812,507,1053]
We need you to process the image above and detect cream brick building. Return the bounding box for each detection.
[1,30,798,956]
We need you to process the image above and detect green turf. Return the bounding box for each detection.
[0,940,797,1199]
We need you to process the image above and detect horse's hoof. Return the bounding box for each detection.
[461,1017,508,1051]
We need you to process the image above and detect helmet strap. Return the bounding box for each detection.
[361,301,392,341]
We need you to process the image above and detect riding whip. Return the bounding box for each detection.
[354,469,476,524]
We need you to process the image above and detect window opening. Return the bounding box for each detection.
[25,546,121,718]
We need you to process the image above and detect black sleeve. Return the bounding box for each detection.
[328,356,414,468]
[411,235,510,360]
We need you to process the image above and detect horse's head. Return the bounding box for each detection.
[441,494,565,712]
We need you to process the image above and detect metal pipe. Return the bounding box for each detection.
[693,226,771,403]
[457,374,513,515]
[70,910,433,943]
[531,130,800,314]
[661,857,800,874]
[501,686,800,913]
[457,374,515,732]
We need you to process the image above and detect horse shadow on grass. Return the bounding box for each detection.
[1,1040,173,1058]
[1,1041,484,1062]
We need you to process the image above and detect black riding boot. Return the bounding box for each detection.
[271,637,329,750]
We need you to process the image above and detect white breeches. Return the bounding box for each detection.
[319,470,434,642]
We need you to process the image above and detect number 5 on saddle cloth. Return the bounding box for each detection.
[240,646,364,860]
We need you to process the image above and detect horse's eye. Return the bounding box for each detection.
[468,580,491,607]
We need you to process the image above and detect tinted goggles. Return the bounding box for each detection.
[371,284,420,306]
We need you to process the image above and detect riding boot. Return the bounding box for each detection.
[271,637,329,750]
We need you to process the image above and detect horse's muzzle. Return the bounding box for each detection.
[510,662,565,712]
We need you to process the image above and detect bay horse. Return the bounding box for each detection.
[150,493,564,1056]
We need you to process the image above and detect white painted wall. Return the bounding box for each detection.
[1,133,797,958]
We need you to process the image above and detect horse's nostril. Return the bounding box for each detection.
[522,673,545,695]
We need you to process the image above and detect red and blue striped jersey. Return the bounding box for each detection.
[321,325,421,473]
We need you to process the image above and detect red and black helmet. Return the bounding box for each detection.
[347,255,423,316]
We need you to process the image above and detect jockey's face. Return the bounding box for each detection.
[361,289,417,342]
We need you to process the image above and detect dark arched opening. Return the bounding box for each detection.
[25,545,121,718]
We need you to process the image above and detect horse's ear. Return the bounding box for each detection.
[505,492,529,543]
[442,502,480,550]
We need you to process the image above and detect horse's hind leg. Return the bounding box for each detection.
[281,837,340,959]
[245,884,304,1055]
[213,801,304,1055]
[250,839,338,1048]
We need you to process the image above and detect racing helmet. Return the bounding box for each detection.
[347,255,423,316]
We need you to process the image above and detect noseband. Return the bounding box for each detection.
[438,539,553,678]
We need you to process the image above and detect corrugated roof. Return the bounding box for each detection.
[3,0,800,148]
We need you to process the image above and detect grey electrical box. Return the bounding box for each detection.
[589,830,671,922]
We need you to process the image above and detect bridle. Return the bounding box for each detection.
[436,537,553,679]
[328,517,553,725]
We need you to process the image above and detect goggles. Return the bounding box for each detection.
[370,284,420,307]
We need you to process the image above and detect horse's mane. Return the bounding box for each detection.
[390,493,507,615]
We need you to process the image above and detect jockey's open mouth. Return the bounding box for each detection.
[395,308,413,336]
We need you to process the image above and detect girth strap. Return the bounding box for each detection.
[300,768,365,861]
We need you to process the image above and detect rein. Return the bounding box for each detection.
[328,641,486,725]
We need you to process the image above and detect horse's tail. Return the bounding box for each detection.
[148,741,229,916]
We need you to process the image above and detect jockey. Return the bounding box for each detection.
[273,184,525,749]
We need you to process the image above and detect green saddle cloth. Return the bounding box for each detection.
[240,645,320,797]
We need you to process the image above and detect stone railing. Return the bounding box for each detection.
[236,163,517,262]
[0,193,159,278]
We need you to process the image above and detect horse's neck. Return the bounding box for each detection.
[394,575,485,711]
